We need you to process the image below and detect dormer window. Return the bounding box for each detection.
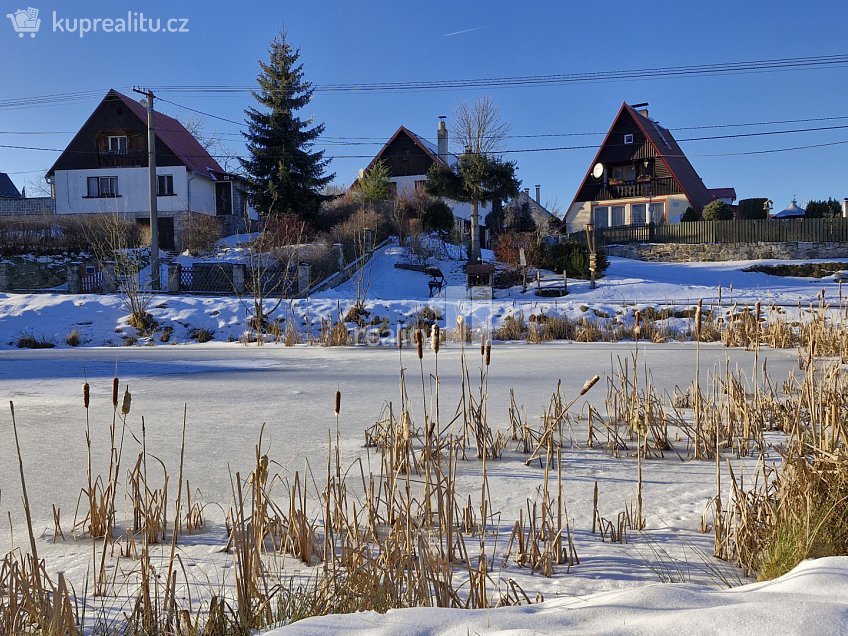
[623,133,634,145]
[107,136,128,154]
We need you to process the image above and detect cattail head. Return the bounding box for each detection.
[579,375,601,396]
[633,310,641,338]
[121,387,131,416]
[416,330,423,360]
[480,334,485,357]
[485,340,491,366]
[430,324,440,353]
[334,389,341,417]
[112,377,119,408]
[82,382,90,409]
[755,301,761,323]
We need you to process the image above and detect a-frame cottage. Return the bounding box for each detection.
[359,120,490,246]
[563,103,734,233]
[46,89,253,251]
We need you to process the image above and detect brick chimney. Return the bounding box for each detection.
[535,185,541,204]
[437,116,448,163]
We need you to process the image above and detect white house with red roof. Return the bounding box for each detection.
[46,89,253,251]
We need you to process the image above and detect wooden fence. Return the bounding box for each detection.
[568,218,848,246]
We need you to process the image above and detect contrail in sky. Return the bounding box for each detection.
[442,25,493,37]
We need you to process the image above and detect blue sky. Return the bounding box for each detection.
[2,0,848,213]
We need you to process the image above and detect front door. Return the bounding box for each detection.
[216,181,233,216]
[136,217,175,251]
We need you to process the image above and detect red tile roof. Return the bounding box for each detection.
[111,90,224,175]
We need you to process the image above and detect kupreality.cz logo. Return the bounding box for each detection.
[6,6,190,39]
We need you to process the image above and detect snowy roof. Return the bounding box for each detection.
[771,199,806,219]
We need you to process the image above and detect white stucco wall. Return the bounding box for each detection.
[54,167,218,217]
[565,194,693,233]
[188,174,216,215]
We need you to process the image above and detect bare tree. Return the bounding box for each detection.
[453,95,511,156]
[23,175,52,198]
[444,96,515,261]
[241,214,308,344]
[85,214,156,331]
[179,115,238,172]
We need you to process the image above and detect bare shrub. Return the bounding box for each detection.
[181,213,221,255]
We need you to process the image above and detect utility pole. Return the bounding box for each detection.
[133,85,160,290]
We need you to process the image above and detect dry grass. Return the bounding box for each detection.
[3,310,848,632]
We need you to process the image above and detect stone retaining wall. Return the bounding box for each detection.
[606,241,848,262]
[0,197,55,216]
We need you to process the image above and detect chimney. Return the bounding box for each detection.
[524,188,530,196]
[631,102,650,118]
[437,116,448,163]
[534,185,541,205]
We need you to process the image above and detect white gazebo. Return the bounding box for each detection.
[771,198,806,219]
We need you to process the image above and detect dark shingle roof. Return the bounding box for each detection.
[624,104,714,212]
[0,172,21,199]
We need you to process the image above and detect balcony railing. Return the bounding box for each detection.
[597,176,678,201]
[97,150,146,168]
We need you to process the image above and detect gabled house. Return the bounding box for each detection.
[563,103,734,232]
[358,120,491,247]
[509,186,559,232]
[46,89,252,251]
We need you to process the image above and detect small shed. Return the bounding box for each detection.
[465,262,494,300]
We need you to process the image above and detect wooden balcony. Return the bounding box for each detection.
[97,150,146,168]
[597,176,678,201]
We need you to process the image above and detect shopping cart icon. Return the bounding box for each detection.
[6,7,41,38]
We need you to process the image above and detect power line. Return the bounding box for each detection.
[149,53,848,94]
[1,52,846,112]
[5,122,848,161]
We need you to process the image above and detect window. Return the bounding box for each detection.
[631,204,647,225]
[157,174,175,196]
[387,181,398,197]
[611,165,636,182]
[624,133,634,144]
[648,202,665,224]
[86,176,118,197]
[610,205,625,226]
[593,206,609,228]
[107,136,128,154]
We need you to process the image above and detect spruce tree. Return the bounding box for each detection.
[241,32,333,221]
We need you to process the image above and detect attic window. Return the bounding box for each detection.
[623,133,634,145]
[107,136,128,154]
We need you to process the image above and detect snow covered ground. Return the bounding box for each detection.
[1,343,845,634]
[1,242,847,632]
[0,242,841,349]
[272,556,848,635]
